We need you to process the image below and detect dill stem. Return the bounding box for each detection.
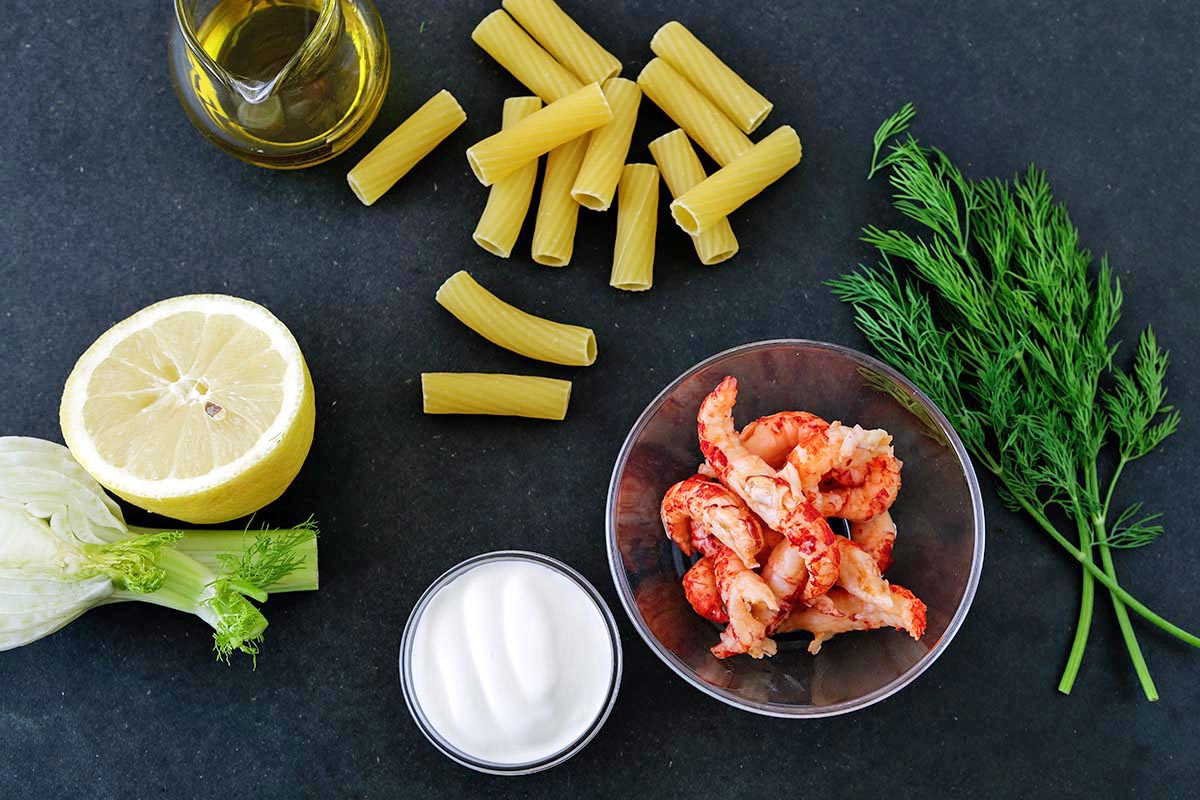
[1006,486,1200,648]
[1093,460,1159,701]
[1057,511,1094,695]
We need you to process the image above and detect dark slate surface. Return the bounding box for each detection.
[1,1,1197,797]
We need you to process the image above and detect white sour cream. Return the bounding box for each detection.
[409,558,616,766]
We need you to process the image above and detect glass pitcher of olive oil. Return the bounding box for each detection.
[168,0,389,169]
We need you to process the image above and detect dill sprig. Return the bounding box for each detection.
[831,104,1196,700]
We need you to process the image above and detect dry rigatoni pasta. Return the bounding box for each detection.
[471,10,583,103]
[421,373,572,420]
[650,21,773,134]
[636,58,751,167]
[502,0,621,85]
[610,164,660,292]
[473,97,544,257]
[648,129,738,265]
[571,78,642,211]
[532,134,590,266]
[346,90,466,206]
[671,125,802,235]
[466,82,612,186]
[436,271,597,365]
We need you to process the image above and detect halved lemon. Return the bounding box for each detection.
[60,295,315,524]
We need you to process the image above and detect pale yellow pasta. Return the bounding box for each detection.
[671,125,802,235]
[473,97,544,258]
[466,82,612,186]
[346,90,466,206]
[471,10,582,103]
[648,129,738,265]
[532,134,590,266]
[436,271,597,366]
[650,21,773,134]
[421,373,572,420]
[570,78,642,211]
[636,58,751,167]
[610,164,660,292]
[502,0,621,85]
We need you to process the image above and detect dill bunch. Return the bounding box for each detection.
[830,105,1193,700]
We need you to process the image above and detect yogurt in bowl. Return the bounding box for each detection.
[400,551,622,775]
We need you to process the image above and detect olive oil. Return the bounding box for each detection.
[170,0,389,168]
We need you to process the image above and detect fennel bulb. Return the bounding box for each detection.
[0,437,317,662]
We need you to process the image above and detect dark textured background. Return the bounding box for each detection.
[1,1,1197,797]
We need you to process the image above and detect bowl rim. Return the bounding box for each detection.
[605,338,986,718]
[399,550,624,774]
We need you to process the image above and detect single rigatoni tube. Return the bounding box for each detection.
[650,21,773,134]
[671,125,802,235]
[610,164,660,292]
[636,58,751,167]
[502,0,622,84]
[422,373,572,420]
[648,129,738,265]
[471,10,583,103]
[532,134,590,266]
[466,82,612,186]
[571,78,642,211]
[473,97,544,257]
[436,271,597,366]
[347,90,466,205]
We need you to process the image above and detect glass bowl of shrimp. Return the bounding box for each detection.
[606,339,985,717]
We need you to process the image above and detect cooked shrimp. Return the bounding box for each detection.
[755,532,851,625]
[835,537,893,609]
[759,537,807,607]
[681,557,727,623]
[733,412,899,522]
[661,475,765,568]
[739,411,827,470]
[786,422,895,517]
[803,593,844,618]
[709,547,779,659]
[850,510,897,573]
[756,524,783,563]
[697,377,841,600]
[687,524,779,658]
[822,454,902,522]
[774,586,927,654]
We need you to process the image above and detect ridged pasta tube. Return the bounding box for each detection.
[421,373,572,420]
[670,125,802,235]
[636,58,751,167]
[532,134,591,266]
[346,90,466,206]
[436,271,597,366]
[466,82,612,186]
[471,10,583,103]
[502,0,622,84]
[648,129,738,265]
[571,78,642,211]
[473,97,544,257]
[610,164,660,292]
[650,21,773,134]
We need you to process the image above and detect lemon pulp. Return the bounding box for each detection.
[60,295,315,524]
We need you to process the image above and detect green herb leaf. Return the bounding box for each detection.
[834,104,1194,699]
[868,102,916,179]
[214,518,319,595]
[1107,503,1166,549]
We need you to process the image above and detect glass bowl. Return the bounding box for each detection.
[400,551,623,775]
[606,340,985,717]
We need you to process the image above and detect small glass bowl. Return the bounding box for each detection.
[606,340,985,717]
[400,551,623,775]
